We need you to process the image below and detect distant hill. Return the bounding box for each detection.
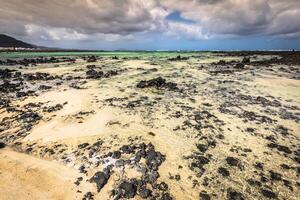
[0,34,35,48]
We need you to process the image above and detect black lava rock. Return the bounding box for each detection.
[242,57,250,64]
[218,167,230,177]
[74,177,83,186]
[18,112,42,123]
[227,189,244,200]
[104,70,118,78]
[139,188,152,199]
[118,181,137,198]
[254,162,264,170]
[86,69,104,79]
[82,192,94,200]
[270,170,282,181]
[158,182,168,191]
[199,192,211,200]
[87,56,97,63]
[89,171,110,192]
[145,146,165,170]
[246,179,262,187]
[78,143,89,149]
[235,63,244,69]
[0,69,14,79]
[277,145,292,154]
[79,165,87,174]
[120,145,134,154]
[261,189,277,199]
[115,159,125,168]
[0,142,6,149]
[112,151,121,159]
[226,157,240,167]
[146,170,160,184]
[137,77,178,90]
[196,144,208,153]
[168,55,189,61]
[161,192,173,200]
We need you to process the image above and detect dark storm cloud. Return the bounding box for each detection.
[0,0,299,41]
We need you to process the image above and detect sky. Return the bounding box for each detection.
[1,0,300,50]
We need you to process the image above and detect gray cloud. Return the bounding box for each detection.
[0,0,167,40]
[161,0,300,38]
[0,0,299,42]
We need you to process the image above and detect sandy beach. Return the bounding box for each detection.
[0,52,299,200]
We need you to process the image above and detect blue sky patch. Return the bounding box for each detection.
[165,10,196,24]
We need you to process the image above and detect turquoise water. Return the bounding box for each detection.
[0,51,205,59]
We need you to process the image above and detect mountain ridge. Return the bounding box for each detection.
[0,34,35,48]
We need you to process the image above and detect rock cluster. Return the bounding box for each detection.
[137,77,178,90]
[0,57,75,66]
[73,142,171,199]
[86,68,119,79]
